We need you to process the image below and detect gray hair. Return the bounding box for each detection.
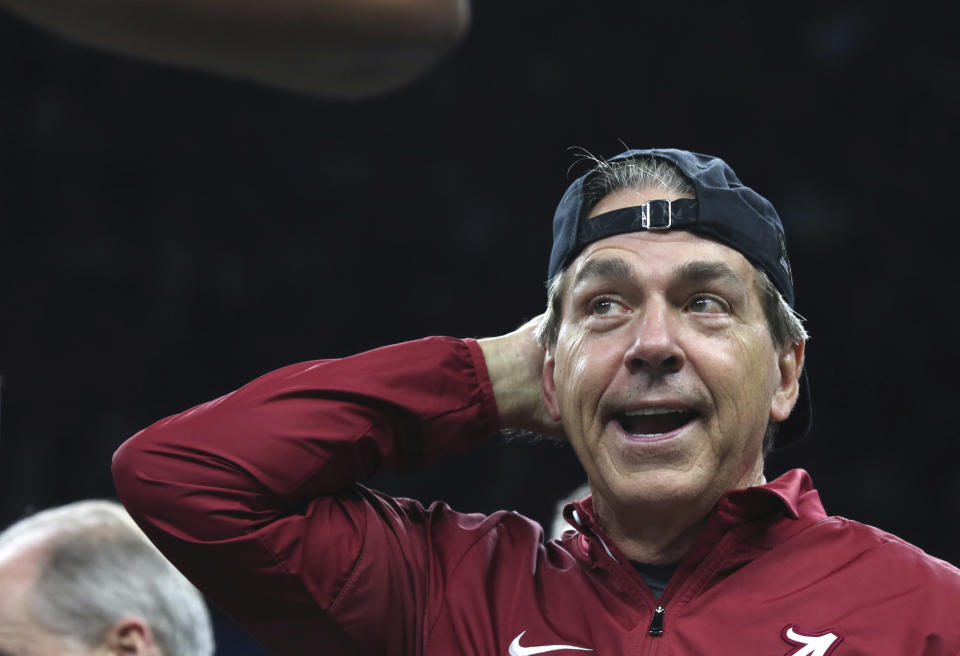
[536,153,809,454]
[0,500,214,656]
[582,151,696,205]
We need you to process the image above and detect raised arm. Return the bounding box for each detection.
[0,0,470,97]
[112,327,554,655]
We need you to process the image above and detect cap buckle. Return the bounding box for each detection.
[641,199,672,230]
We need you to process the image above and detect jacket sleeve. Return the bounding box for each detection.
[111,336,500,656]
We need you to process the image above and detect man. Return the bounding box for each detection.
[0,0,469,97]
[112,149,960,655]
[0,499,214,656]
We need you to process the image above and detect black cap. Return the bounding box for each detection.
[548,148,810,447]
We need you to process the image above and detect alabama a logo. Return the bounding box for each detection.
[781,625,843,656]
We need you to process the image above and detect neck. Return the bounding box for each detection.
[591,466,767,565]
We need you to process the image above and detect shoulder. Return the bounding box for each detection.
[804,515,960,592]
[360,489,586,594]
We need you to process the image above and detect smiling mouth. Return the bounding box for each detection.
[616,408,699,437]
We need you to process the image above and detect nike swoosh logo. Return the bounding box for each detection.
[508,631,593,655]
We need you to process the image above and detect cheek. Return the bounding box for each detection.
[554,328,588,397]
[713,330,780,421]
[738,331,780,396]
[555,331,626,428]
[553,331,615,430]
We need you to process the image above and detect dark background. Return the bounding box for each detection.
[1,2,957,653]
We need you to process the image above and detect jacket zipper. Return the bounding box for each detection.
[644,605,666,656]
[648,605,665,636]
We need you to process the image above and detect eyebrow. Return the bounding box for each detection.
[670,260,748,291]
[571,257,634,289]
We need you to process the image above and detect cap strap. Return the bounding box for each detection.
[577,199,699,246]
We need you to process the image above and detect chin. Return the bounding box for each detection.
[604,469,709,510]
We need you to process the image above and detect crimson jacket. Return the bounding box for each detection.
[112,337,960,656]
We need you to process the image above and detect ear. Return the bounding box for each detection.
[541,349,562,422]
[102,617,158,655]
[770,339,805,422]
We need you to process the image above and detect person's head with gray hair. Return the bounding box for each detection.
[0,499,215,656]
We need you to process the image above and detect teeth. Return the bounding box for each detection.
[624,408,687,416]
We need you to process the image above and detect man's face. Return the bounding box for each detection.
[542,189,802,521]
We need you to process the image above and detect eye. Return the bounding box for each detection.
[591,297,626,316]
[687,295,728,314]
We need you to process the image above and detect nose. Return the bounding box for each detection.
[622,301,685,376]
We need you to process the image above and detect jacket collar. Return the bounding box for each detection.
[716,468,823,521]
[562,469,826,564]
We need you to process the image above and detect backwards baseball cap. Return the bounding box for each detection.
[548,148,811,447]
